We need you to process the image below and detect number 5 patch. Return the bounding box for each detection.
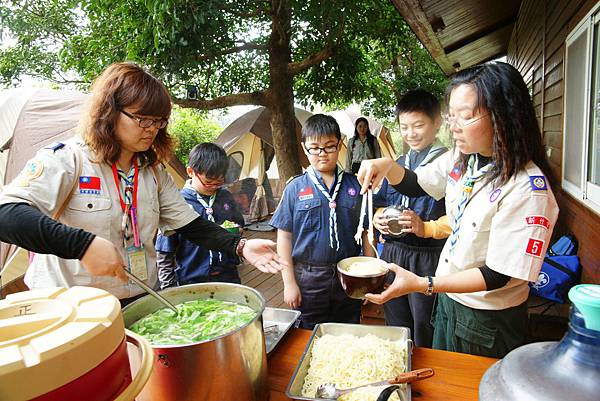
[525,237,545,258]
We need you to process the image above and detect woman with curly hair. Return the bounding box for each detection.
[0,62,284,304]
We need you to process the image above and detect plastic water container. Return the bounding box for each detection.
[479,284,600,401]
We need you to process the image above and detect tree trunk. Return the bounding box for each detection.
[267,0,302,181]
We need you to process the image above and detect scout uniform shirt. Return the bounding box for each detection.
[154,182,244,283]
[270,168,364,265]
[416,150,559,310]
[0,138,199,299]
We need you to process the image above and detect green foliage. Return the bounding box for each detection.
[169,107,222,165]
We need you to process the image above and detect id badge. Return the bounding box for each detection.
[127,245,148,280]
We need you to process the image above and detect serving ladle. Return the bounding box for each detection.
[123,269,179,314]
[315,368,434,399]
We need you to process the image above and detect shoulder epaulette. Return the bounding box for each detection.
[45,142,65,152]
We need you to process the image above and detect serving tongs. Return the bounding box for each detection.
[123,268,179,314]
[354,185,379,258]
[315,368,434,399]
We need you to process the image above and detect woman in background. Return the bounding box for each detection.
[346,117,381,174]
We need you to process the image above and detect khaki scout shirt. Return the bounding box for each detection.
[0,138,198,299]
[417,150,559,310]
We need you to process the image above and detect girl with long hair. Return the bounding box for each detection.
[357,62,559,358]
[346,117,381,174]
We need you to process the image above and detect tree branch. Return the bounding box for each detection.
[195,42,268,63]
[172,91,268,110]
[287,45,335,76]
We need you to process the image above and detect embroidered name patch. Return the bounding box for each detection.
[525,237,545,258]
[298,186,314,201]
[79,176,101,195]
[529,176,547,191]
[525,215,550,229]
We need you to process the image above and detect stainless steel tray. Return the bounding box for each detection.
[263,307,301,354]
[286,323,412,401]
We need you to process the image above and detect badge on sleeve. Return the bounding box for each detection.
[529,176,547,191]
[25,159,44,180]
[525,215,550,229]
[525,237,545,258]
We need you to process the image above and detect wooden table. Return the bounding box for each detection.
[267,329,498,400]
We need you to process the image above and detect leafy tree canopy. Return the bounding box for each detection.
[169,106,222,166]
[1,0,446,119]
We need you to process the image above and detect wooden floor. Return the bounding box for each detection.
[239,228,288,309]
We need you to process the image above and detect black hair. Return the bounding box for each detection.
[353,117,377,154]
[395,89,441,121]
[188,142,229,179]
[301,114,341,142]
[446,61,554,188]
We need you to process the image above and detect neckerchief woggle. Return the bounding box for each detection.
[400,143,446,208]
[448,154,493,254]
[111,157,140,248]
[307,166,344,251]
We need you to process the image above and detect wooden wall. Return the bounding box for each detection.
[507,0,600,284]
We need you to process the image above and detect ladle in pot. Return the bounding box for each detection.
[315,368,434,399]
[123,269,179,314]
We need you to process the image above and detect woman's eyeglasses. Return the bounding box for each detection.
[120,110,168,129]
[442,113,489,129]
[303,141,340,155]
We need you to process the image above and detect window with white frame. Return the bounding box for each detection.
[564,4,600,214]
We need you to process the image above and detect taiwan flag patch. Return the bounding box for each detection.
[298,186,314,201]
[448,166,461,182]
[79,176,101,195]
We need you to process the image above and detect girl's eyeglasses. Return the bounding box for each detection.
[303,141,340,155]
[442,113,489,129]
[120,110,168,129]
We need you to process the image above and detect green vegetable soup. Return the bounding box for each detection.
[129,298,257,345]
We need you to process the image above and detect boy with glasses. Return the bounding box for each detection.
[155,143,245,288]
[270,114,373,329]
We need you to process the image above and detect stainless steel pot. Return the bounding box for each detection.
[122,283,268,401]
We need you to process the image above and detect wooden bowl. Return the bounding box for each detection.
[337,256,389,299]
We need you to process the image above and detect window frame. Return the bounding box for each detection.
[563,4,600,214]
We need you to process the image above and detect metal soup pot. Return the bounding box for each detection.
[122,283,268,401]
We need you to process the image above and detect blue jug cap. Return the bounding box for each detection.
[569,284,600,331]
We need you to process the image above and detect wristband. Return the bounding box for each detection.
[423,275,434,296]
[236,238,247,262]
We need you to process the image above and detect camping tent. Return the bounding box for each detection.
[214,106,314,222]
[0,88,188,288]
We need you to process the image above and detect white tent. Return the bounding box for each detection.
[0,88,188,291]
[214,106,314,222]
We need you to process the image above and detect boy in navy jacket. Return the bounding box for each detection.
[156,143,244,288]
[270,114,373,329]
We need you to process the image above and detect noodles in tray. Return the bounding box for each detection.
[301,333,407,401]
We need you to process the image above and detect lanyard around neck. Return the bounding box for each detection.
[111,158,139,212]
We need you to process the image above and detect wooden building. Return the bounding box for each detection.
[392,0,600,284]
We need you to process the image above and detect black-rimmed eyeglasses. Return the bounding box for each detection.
[120,110,168,129]
[303,141,340,155]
